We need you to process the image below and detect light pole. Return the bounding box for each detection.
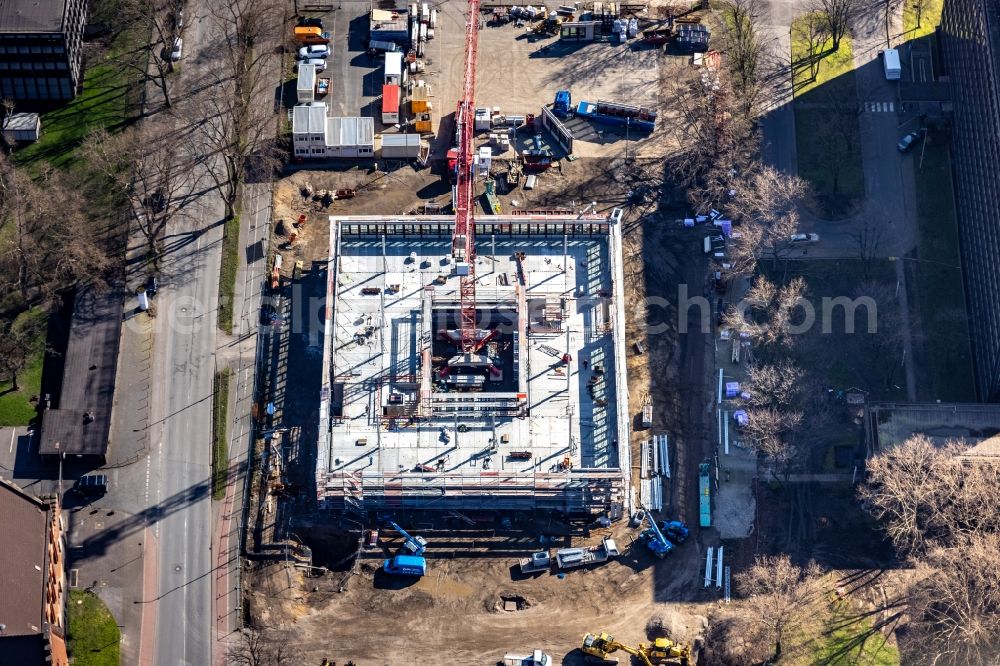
[888,256,962,271]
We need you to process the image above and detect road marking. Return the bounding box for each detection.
[144,450,152,504]
[9,429,15,453]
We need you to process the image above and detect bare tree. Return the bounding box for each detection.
[882,0,904,45]
[745,360,804,408]
[724,275,808,348]
[0,309,46,391]
[903,533,1000,666]
[733,555,825,663]
[815,0,860,51]
[83,125,201,269]
[793,11,829,84]
[850,215,886,280]
[196,0,282,219]
[909,0,932,30]
[0,154,110,304]
[719,0,771,119]
[729,165,809,263]
[117,0,184,109]
[661,64,759,214]
[859,435,1000,556]
[227,626,289,666]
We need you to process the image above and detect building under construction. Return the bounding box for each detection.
[316,212,632,516]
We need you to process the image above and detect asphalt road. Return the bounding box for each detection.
[146,6,224,665]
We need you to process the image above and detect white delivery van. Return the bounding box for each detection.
[883,48,901,81]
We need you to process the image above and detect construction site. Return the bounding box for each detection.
[244,0,737,663]
[316,213,631,515]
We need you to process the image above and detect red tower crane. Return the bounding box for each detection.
[452,0,481,354]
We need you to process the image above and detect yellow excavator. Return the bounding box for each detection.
[581,632,690,666]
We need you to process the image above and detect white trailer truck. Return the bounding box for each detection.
[501,649,552,666]
[554,537,620,570]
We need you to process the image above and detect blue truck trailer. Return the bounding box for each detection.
[575,99,657,131]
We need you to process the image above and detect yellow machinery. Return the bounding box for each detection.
[649,637,690,666]
[581,633,653,666]
[581,632,690,666]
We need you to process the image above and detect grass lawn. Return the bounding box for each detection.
[811,598,900,665]
[791,14,856,99]
[790,14,864,219]
[218,214,241,334]
[0,346,43,426]
[14,61,128,171]
[212,368,232,501]
[0,307,48,426]
[68,590,120,666]
[904,0,944,39]
[909,130,975,401]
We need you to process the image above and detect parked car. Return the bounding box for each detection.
[298,44,330,59]
[145,275,158,297]
[298,17,324,28]
[295,58,326,73]
[75,474,108,496]
[789,233,820,244]
[897,131,921,153]
[165,37,183,61]
[629,509,646,528]
[174,9,184,29]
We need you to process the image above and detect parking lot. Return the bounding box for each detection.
[298,0,675,160]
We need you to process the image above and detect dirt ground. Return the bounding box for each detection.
[247,519,711,666]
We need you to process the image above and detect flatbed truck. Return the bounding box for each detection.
[555,537,620,569]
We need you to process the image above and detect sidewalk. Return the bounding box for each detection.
[213,181,271,661]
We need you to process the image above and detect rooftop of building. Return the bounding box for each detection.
[870,402,1000,453]
[0,0,66,33]
[39,288,122,458]
[0,479,48,638]
[317,214,631,511]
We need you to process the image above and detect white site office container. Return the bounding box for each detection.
[384,51,404,85]
[297,63,316,103]
[380,133,421,158]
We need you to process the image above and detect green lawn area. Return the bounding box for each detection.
[904,0,944,39]
[68,590,120,666]
[791,14,856,99]
[909,130,975,401]
[0,346,43,426]
[212,368,232,501]
[14,31,135,170]
[811,598,900,665]
[218,214,241,334]
[790,14,864,219]
[0,307,48,426]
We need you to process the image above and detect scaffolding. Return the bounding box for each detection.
[317,468,625,513]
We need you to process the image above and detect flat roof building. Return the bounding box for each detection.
[0,0,87,101]
[317,212,631,516]
[292,103,374,158]
[39,288,122,462]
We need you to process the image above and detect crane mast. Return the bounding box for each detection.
[453,0,481,354]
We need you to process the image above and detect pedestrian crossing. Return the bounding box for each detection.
[860,101,895,113]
